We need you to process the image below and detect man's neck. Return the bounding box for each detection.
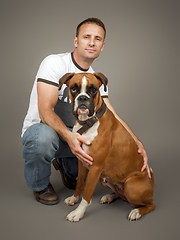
[73,49,94,70]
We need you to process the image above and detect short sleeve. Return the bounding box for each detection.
[36,55,65,86]
[99,84,108,98]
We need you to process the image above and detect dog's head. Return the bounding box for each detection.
[59,73,108,121]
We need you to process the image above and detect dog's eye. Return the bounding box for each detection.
[91,88,96,94]
[70,84,79,96]
[71,87,77,93]
[89,85,98,97]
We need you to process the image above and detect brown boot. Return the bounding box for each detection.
[52,158,77,190]
[34,183,59,205]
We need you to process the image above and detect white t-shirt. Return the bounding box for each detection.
[22,52,108,136]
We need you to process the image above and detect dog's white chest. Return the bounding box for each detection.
[73,121,100,154]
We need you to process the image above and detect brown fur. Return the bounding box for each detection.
[59,73,155,220]
[74,108,155,218]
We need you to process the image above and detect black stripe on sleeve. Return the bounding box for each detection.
[37,78,59,87]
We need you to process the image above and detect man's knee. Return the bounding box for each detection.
[22,123,59,157]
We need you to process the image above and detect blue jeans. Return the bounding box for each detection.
[22,123,78,192]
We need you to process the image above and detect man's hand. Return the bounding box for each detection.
[67,132,93,166]
[137,141,151,179]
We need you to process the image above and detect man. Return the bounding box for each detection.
[22,18,150,205]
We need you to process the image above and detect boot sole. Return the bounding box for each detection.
[34,193,59,205]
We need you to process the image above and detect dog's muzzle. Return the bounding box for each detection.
[74,94,95,118]
[78,95,89,109]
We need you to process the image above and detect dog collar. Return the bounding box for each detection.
[77,100,107,135]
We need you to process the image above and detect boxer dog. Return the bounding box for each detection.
[59,72,155,222]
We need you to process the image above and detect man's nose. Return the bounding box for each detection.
[89,37,95,46]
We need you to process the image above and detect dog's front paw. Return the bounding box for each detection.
[66,198,89,222]
[64,195,79,206]
[128,209,141,221]
[66,208,84,222]
[100,193,119,204]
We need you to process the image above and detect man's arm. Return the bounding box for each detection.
[37,81,93,165]
[104,98,151,178]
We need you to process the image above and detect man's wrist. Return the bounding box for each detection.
[61,129,73,144]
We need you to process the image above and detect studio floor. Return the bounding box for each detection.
[1,150,179,240]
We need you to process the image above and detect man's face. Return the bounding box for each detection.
[74,23,105,61]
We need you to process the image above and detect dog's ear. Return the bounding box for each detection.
[59,73,75,90]
[93,72,108,92]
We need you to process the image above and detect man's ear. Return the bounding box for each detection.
[74,36,78,48]
[59,73,75,90]
[93,72,108,92]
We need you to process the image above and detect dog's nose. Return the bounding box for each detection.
[78,95,89,102]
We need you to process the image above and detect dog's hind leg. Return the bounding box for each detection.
[99,178,119,204]
[124,170,155,221]
[100,192,119,204]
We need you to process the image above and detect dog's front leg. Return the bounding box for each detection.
[66,197,91,222]
[66,165,103,222]
[64,160,88,206]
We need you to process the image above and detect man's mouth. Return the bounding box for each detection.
[86,49,96,53]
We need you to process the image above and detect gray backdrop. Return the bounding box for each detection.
[1,0,179,239]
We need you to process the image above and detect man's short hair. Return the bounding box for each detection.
[76,18,106,39]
